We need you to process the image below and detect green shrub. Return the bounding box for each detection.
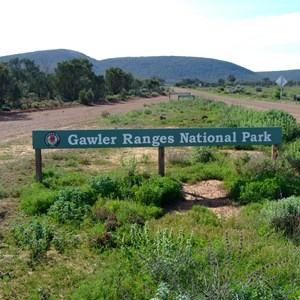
[120,155,138,176]
[192,146,215,163]
[262,109,299,142]
[135,183,162,206]
[79,88,94,105]
[262,196,300,242]
[272,88,281,100]
[11,217,54,261]
[41,170,87,189]
[167,149,191,166]
[231,154,300,202]
[135,177,182,207]
[90,175,121,198]
[126,225,199,295]
[102,200,163,224]
[238,178,281,204]
[47,187,94,224]
[20,184,57,215]
[283,139,300,173]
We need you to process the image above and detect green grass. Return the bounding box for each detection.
[0,97,300,299]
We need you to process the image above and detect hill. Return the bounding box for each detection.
[1,49,299,83]
[258,70,300,81]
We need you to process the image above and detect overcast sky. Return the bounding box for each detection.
[1,0,300,71]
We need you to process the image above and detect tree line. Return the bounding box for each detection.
[0,58,165,111]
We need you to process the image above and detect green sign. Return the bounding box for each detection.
[32,127,282,149]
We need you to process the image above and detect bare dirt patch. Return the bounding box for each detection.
[167,180,241,218]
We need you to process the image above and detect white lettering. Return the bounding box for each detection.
[87,137,98,145]
[68,134,78,145]
[242,132,250,142]
[207,135,215,143]
[123,134,133,144]
[264,131,271,142]
[79,137,87,145]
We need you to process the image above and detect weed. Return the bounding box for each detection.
[120,155,138,176]
[262,196,300,243]
[11,217,54,263]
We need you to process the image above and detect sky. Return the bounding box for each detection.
[1,0,300,71]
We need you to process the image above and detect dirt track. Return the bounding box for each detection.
[1,91,300,143]
[0,96,170,143]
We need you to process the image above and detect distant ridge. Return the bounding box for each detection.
[1,49,299,83]
[258,70,300,81]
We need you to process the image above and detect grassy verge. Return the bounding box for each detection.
[0,97,300,299]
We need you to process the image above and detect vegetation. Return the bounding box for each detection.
[2,49,300,87]
[0,97,300,299]
[0,58,166,111]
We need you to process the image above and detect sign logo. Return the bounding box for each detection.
[45,132,60,148]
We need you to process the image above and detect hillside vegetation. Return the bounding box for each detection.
[0,96,300,299]
[2,49,300,83]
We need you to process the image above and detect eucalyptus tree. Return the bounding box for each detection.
[54,58,95,101]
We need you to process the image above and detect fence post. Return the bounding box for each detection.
[158,147,165,176]
[35,149,42,182]
[271,144,278,161]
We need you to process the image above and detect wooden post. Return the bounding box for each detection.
[35,149,42,182]
[158,147,165,176]
[271,144,278,161]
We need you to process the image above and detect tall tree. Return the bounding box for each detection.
[0,62,10,104]
[105,67,133,95]
[54,58,94,101]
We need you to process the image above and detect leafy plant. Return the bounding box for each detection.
[47,187,94,224]
[238,178,281,204]
[192,146,215,163]
[20,183,57,215]
[11,217,54,262]
[262,196,300,242]
[120,155,138,176]
[90,174,121,198]
[125,225,200,296]
[135,176,182,206]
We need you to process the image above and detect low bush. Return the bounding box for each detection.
[262,196,300,242]
[47,187,95,224]
[102,199,163,223]
[20,183,57,215]
[192,146,216,163]
[90,174,121,199]
[230,155,300,203]
[283,139,300,173]
[135,176,182,206]
[126,225,199,296]
[238,178,281,204]
[11,217,54,261]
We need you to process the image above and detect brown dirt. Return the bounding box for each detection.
[0,96,171,143]
[166,180,241,218]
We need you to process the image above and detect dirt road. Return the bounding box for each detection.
[0,96,170,143]
[1,91,300,143]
